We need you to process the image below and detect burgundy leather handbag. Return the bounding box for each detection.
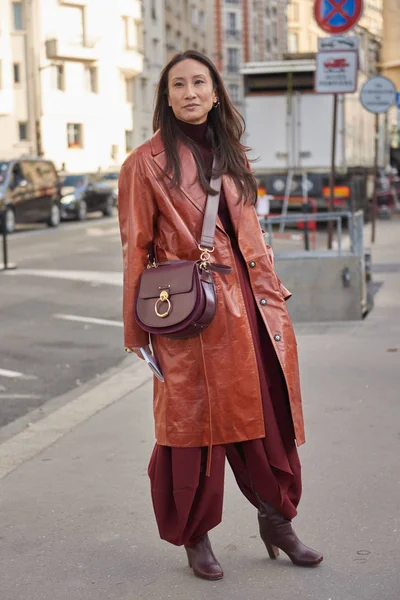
[134,164,230,339]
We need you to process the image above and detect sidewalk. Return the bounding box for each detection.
[1,220,399,600]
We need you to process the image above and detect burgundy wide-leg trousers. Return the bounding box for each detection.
[147,231,302,547]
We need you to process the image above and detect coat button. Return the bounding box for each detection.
[249,260,256,268]
[260,298,267,306]
[274,334,282,342]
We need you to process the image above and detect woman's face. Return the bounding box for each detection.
[167,59,217,125]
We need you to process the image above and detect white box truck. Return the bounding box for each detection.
[241,58,378,215]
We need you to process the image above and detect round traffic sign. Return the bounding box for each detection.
[360,76,397,114]
[314,0,364,35]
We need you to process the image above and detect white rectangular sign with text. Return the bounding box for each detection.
[315,51,358,94]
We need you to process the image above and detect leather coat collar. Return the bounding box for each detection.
[150,130,244,240]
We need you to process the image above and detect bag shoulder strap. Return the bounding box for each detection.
[199,157,222,250]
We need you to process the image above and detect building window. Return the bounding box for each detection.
[67,123,83,149]
[125,130,134,153]
[125,77,134,103]
[227,12,236,31]
[13,63,21,84]
[288,32,298,53]
[18,122,28,141]
[55,64,65,90]
[228,84,240,103]
[227,47,239,73]
[12,2,24,30]
[192,6,198,27]
[226,12,240,39]
[59,5,85,46]
[51,65,66,90]
[136,20,144,52]
[199,11,205,32]
[123,16,137,50]
[288,2,300,21]
[85,66,98,93]
[152,38,159,65]
[141,77,148,106]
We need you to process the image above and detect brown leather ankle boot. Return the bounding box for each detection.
[185,533,224,580]
[258,501,323,567]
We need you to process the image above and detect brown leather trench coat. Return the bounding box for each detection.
[118,130,305,450]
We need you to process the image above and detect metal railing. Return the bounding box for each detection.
[260,210,365,258]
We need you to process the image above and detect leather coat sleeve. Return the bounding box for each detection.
[265,243,292,301]
[118,154,158,348]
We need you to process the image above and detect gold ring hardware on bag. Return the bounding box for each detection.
[199,245,214,270]
[155,290,171,318]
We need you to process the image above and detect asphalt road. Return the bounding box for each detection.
[0,212,125,428]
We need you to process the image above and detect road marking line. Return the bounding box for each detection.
[0,369,37,381]
[0,362,151,480]
[53,314,123,327]
[86,226,120,237]
[7,269,122,286]
[0,394,41,400]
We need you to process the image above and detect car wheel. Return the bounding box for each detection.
[76,199,87,221]
[3,207,16,234]
[47,203,61,228]
[102,195,114,217]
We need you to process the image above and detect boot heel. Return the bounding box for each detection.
[265,542,280,559]
[184,535,224,580]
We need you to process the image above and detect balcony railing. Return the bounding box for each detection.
[45,37,99,62]
[225,29,241,41]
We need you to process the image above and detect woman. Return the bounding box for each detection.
[118,50,323,581]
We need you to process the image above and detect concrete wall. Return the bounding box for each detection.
[275,255,366,322]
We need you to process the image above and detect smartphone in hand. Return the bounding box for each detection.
[140,347,164,382]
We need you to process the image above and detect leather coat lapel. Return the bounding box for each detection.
[151,132,225,235]
[223,175,243,239]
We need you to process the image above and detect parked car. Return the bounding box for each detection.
[0,158,61,233]
[60,173,115,221]
[99,170,119,205]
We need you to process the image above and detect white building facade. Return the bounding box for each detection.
[0,0,143,171]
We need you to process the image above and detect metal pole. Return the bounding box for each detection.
[0,211,17,271]
[302,201,310,251]
[328,94,338,249]
[2,213,8,268]
[371,113,379,243]
[280,71,293,233]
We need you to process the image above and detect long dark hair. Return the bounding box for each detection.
[153,50,257,205]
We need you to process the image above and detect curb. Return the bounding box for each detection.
[0,356,152,481]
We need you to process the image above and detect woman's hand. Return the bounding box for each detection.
[125,345,152,360]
